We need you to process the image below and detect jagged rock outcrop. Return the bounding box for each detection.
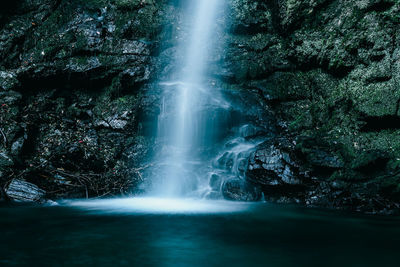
[0,0,174,200]
[226,0,400,214]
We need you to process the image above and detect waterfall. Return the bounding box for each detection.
[150,0,225,197]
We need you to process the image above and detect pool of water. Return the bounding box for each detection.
[1,198,399,266]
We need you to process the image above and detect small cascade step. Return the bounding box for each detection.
[205,124,264,199]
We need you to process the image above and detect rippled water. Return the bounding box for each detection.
[1,199,399,266]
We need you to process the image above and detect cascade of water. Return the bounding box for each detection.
[150,0,225,197]
[205,125,264,198]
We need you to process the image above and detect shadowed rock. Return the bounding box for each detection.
[222,179,260,201]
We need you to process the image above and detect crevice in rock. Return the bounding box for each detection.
[17,71,117,93]
[366,76,392,83]
[360,115,400,131]
[229,23,268,36]
[370,54,386,62]
[395,98,400,116]
[356,158,389,176]
[20,125,39,160]
[309,165,337,178]
[287,55,353,79]
[365,1,395,13]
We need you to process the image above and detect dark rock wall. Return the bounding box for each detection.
[226,0,400,214]
[0,0,174,199]
[1,0,400,214]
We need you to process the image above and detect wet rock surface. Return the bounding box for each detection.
[222,0,400,214]
[1,0,400,214]
[222,178,260,201]
[6,179,45,202]
[0,0,172,200]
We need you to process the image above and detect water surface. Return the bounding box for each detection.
[1,199,399,266]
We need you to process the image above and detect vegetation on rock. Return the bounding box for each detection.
[1,0,399,214]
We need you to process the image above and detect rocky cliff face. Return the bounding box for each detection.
[1,0,399,214]
[225,0,400,214]
[0,0,173,200]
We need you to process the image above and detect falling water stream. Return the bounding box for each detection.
[150,0,230,197]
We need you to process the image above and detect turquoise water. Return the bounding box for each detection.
[1,199,399,266]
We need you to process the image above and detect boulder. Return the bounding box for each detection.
[5,179,45,202]
[222,179,261,201]
[247,143,301,186]
[209,173,222,190]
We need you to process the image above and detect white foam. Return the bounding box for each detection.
[63,197,250,214]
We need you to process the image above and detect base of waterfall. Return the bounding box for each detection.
[62,197,252,214]
[2,199,399,267]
